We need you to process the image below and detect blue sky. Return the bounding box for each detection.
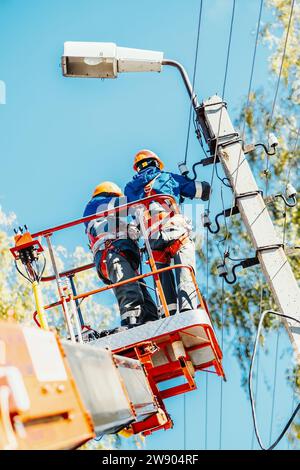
[0,0,298,450]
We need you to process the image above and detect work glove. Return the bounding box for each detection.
[127,222,140,241]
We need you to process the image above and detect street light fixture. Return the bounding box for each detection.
[62,41,164,78]
[61,41,199,108]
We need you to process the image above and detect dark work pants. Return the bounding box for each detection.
[96,249,159,326]
[150,236,197,315]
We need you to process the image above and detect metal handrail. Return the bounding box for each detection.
[40,262,95,282]
[32,194,179,238]
[30,194,201,336]
[33,264,206,326]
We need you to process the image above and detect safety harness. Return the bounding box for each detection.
[98,240,130,284]
[150,233,190,264]
[143,175,171,237]
[142,175,190,263]
[87,228,129,283]
[144,174,160,196]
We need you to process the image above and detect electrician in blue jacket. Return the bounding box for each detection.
[124,149,210,316]
[83,181,159,329]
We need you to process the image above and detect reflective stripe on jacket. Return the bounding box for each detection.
[124,167,198,204]
[83,195,136,255]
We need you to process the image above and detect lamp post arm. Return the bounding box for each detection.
[162,59,200,110]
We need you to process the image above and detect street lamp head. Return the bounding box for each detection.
[62,41,163,78]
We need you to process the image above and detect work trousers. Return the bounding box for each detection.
[96,249,159,326]
[150,236,197,316]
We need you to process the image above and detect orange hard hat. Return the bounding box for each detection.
[133,149,164,172]
[92,181,123,198]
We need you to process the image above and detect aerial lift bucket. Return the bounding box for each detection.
[10,195,225,437]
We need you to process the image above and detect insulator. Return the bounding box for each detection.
[217,263,228,277]
[268,132,279,150]
[178,162,189,176]
[286,183,297,199]
[202,212,211,228]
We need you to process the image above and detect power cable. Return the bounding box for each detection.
[265,0,296,190]
[282,124,300,246]
[183,394,186,450]
[269,325,280,446]
[287,384,297,450]
[202,2,236,449]
[204,372,208,449]
[286,125,300,185]
[251,278,264,449]
[263,0,295,200]
[15,254,46,284]
[251,342,261,449]
[204,215,209,450]
[218,278,225,450]
[183,1,204,451]
[219,183,230,256]
[256,122,298,447]
[241,0,264,139]
[224,0,264,254]
[184,0,203,165]
[249,309,300,450]
[264,42,298,443]
[207,0,236,214]
[266,124,300,449]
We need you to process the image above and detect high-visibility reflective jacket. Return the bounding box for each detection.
[124,167,202,204]
[83,195,138,256]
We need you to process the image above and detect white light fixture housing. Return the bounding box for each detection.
[62,41,164,78]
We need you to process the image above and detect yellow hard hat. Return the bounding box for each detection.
[92,181,123,198]
[133,149,164,172]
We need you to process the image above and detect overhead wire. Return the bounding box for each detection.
[182,0,295,452]
[286,125,300,185]
[268,123,300,450]
[251,278,264,449]
[204,210,209,450]
[219,13,297,445]
[196,0,296,451]
[183,0,203,165]
[287,382,297,450]
[249,310,300,450]
[253,124,299,451]
[224,0,264,255]
[183,0,204,450]
[207,0,236,215]
[219,278,225,450]
[192,0,236,449]
[282,124,300,246]
[202,0,236,450]
[265,0,296,194]
[269,324,280,446]
[212,2,269,449]
[250,339,261,449]
[261,4,296,445]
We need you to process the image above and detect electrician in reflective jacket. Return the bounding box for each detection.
[124,150,210,316]
[83,181,159,328]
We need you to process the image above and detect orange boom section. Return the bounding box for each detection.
[0,322,94,450]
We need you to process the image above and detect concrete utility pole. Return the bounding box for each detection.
[198,95,300,361]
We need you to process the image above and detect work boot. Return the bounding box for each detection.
[121,306,142,328]
[98,326,128,337]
